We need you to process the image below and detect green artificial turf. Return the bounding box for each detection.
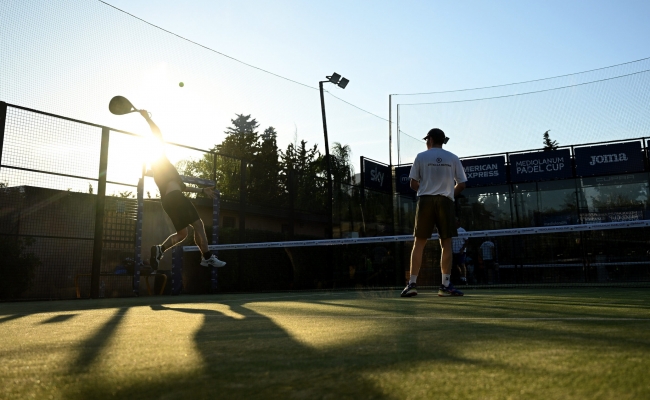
[1,288,649,399]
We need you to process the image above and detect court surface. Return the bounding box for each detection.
[1,288,649,400]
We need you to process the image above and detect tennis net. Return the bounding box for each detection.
[180,220,650,292]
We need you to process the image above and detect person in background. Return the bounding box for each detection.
[452,218,468,285]
[478,238,499,284]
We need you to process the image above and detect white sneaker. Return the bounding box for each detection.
[200,254,226,268]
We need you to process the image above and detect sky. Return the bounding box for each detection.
[1,0,650,186]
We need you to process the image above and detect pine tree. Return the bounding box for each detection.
[543,130,559,151]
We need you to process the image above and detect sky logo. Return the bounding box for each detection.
[370,167,385,186]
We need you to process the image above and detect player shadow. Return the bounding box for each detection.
[59,291,650,399]
[65,295,486,400]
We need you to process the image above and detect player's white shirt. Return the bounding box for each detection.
[452,227,467,253]
[480,241,495,260]
[409,147,467,201]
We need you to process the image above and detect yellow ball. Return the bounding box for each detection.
[179,82,184,87]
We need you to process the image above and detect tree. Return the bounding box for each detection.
[281,139,325,211]
[249,127,283,205]
[543,130,559,151]
[331,142,354,185]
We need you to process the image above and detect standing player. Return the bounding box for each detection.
[401,128,467,297]
[452,218,468,285]
[139,110,227,270]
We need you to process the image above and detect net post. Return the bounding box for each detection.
[0,102,7,168]
[211,189,220,292]
[288,168,295,239]
[239,158,246,242]
[132,174,144,296]
[91,127,110,299]
[171,246,183,295]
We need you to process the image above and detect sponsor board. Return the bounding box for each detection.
[461,156,507,187]
[575,142,644,177]
[362,159,392,194]
[395,165,414,195]
[509,149,573,183]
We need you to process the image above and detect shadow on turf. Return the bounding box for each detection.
[0,314,27,324]
[69,307,127,374]
[61,298,413,399]
[52,291,650,399]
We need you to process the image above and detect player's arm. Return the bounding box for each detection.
[453,157,467,198]
[139,110,163,141]
[409,156,420,191]
[183,186,216,199]
[454,181,466,198]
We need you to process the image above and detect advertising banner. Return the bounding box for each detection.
[395,165,413,195]
[509,149,572,183]
[574,141,644,177]
[461,156,507,187]
[362,158,392,194]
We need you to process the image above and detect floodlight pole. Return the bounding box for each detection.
[319,80,334,239]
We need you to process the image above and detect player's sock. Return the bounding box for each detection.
[409,275,417,284]
[442,274,451,287]
[202,251,212,260]
[160,243,168,253]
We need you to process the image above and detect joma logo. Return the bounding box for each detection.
[589,153,628,165]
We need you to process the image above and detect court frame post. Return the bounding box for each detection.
[0,102,7,167]
[91,127,110,298]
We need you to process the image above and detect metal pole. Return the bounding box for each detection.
[91,127,110,298]
[397,104,401,166]
[389,95,392,167]
[319,81,334,239]
[239,158,246,242]
[0,102,7,168]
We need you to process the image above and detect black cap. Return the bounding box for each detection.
[423,128,448,144]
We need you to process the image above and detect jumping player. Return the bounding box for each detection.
[139,110,226,270]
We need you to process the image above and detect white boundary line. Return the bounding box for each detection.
[184,220,650,251]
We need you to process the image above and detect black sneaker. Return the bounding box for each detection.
[438,283,464,297]
[150,245,163,270]
[400,282,418,297]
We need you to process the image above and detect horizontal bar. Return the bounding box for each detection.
[183,220,650,251]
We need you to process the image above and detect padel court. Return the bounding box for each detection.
[1,287,649,400]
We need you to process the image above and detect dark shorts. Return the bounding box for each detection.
[161,190,200,232]
[414,195,457,240]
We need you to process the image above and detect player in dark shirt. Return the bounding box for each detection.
[139,110,226,270]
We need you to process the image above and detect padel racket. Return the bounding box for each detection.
[108,96,151,117]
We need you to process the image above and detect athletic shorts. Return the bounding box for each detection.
[161,190,200,232]
[413,195,457,240]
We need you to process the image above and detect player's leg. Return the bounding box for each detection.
[150,228,188,270]
[191,219,226,268]
[402,196,435,298]
[436,197,463,296]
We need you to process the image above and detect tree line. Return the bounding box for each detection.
[176,114,356,211]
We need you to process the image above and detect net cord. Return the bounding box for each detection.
[183,220,650,251]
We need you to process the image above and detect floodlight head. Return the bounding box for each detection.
[338,77,349,89]
[327,73,341,85]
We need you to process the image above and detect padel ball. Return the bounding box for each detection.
[179,82,184,87]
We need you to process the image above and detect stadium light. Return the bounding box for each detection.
[319,72,350,239]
